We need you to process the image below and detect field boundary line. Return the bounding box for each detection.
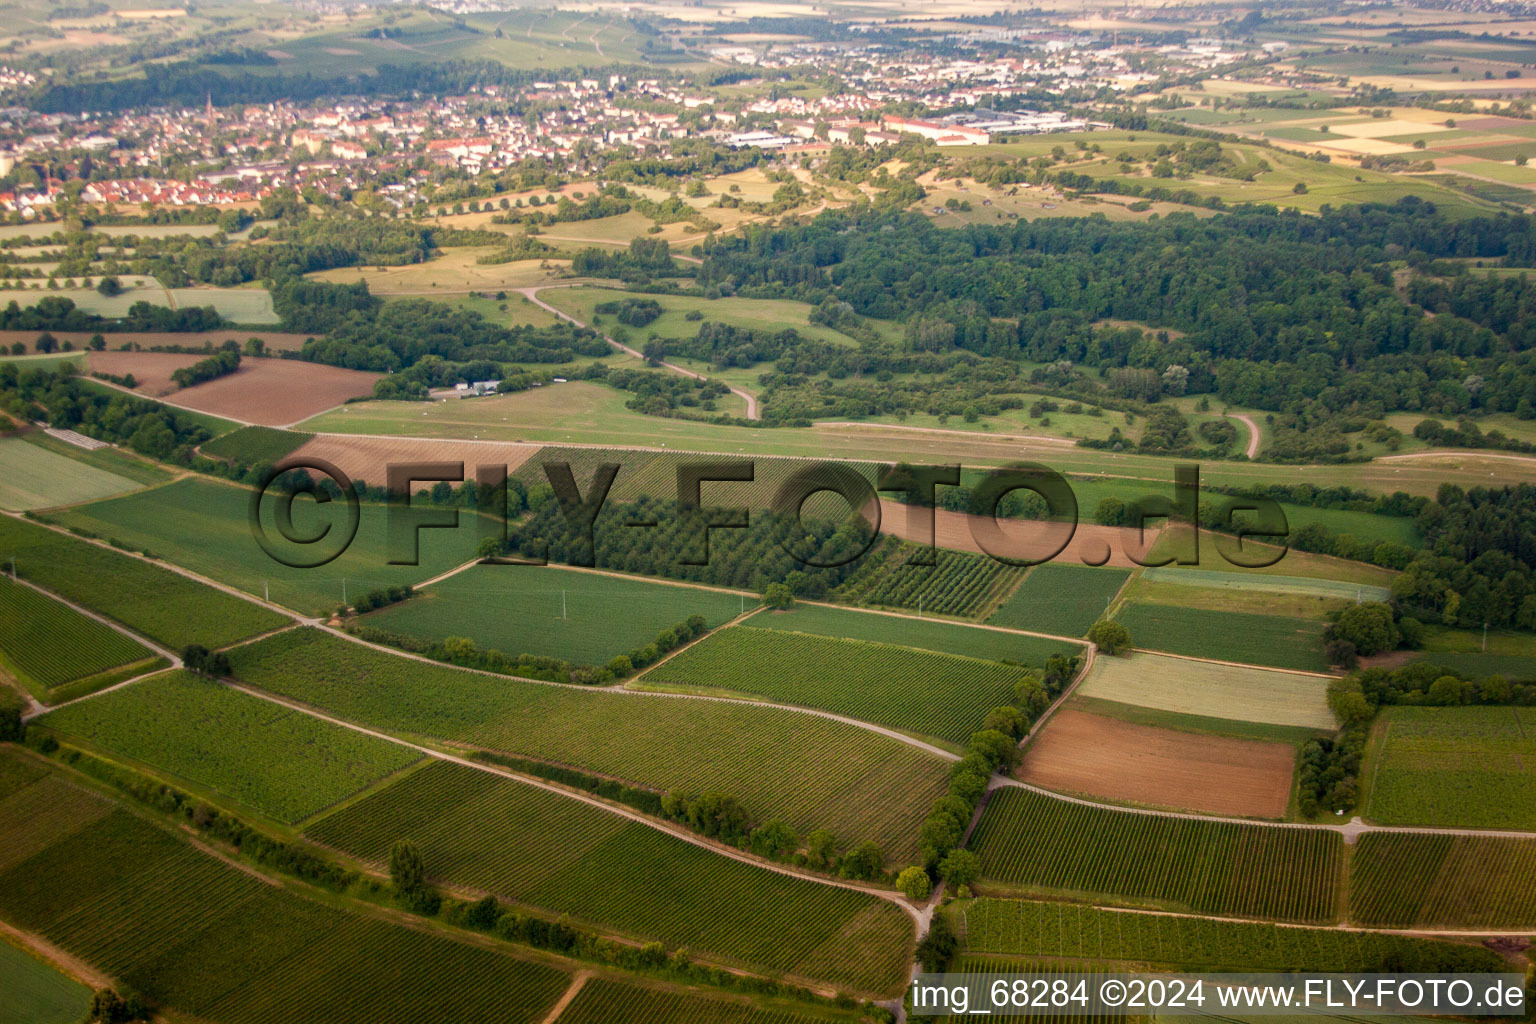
[1021,642,1096,747]
[1125,646,1339,679]
[218,677,926,924]
[799,598,1089,647]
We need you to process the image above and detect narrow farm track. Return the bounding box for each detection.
[1126,645,1339,679]
[515,286,760,419]
[1226,412,1261,459]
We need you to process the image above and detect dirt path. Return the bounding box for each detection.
[1226,412,1261,459]
[516,286,759,420]
[1377,448,1536,465]
[815,421,1079,447]
[0,918,115,990]
[1126,645,1339,679]
[539,972,591,1024]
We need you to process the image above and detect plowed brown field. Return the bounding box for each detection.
[1017,708,1295,818]
[877,500,1157,567]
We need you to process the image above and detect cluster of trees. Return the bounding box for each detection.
[1393,484,1536,630]
[1296,725,1366,817]
[915,729,1018,886]
[182,645,232,679]
[170,349,240,389]
[594,296,662,327]
[349,584,414,614]
[0,296,225,333]
[0,364,213,462]
[1413,416,1536,454]
[569,237,683,283]
[1355,661,1536,708]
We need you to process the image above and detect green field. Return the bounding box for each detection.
[969,787,1340,923]
[960,898,1505,971]
[306,761,913,995]
[640,625,1034,745]
[0,515,288,650]
[837,544,1025,619]
[45,477,489,617]
[1349,832,1536,929]
[198,425,313,465]
[1114,603,1332,673]
[1137,568,1392,603]
[0,435,144,511]
[751,602,1076,664]
[0,938,92,1024]
[0,576,161,703]
[545,287,869,350]
[1076,653,1335,731]
[230,629,949,862]
[38,671,421,824]
[987,564,1130,637]
[1364,706,1536,830]
[553,977,848,1024]
[0,750,571,1024]
[18,431,172,487]
[364,565,752,666]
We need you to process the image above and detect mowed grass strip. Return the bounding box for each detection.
[640,626,1028,745]
[988,564,1130,637]
[961,898,1506,971]
[0,938,93,1024]
[38,671,421,824]
[0,575,158,702]
[44,477,488,617]
[1364,706,1536,830]
[365,565,752,666]
[1349,832,1536,930]
[0,515,288,650]
[753,603,1078,664]
[1076,652,1335,731]
[0,436,143,511]
[553,977,845,1024]
[231,629,949,862]
[969,787,1341,923]
[0,751,571,1024]
[1114,603,1331,673]
[308,762,913,995]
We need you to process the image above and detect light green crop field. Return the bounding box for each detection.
[0,515,288,650]
[38,671,421,824]
[1114,602,1332,673]
[18,431,172,486]
[363,565,753,666]
[1076,652,1336,731]
[987,563,1129,637]
[752,602,1077,663]
[1364,706,1536,830]
[638,625,1033,745]
[1138,567,1392,603]
[1350,832,1536,930]
[0,937,92,1024]
[969,787,1340,923]
[231,628,948,862]
[0,576,160,703]
[168,287,279,324]
[45,477,489,617]
[306,762,913,995]
[0,435,144,511]
[0,750,571,1024]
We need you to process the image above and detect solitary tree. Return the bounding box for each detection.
[1086,619,1132,655]
[762,582,794,609]
[896,866,932,901]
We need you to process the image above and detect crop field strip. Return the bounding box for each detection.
[552,977,842,1024]
[1349,832,1536,929]
[364,564,754,666]
[753,602,1079,662]
[230,628,950,862]
[306,761,914,994]
[969,787,1342,923]
[197,425,314,465]
[960,899,1507,971]
[0,435,145,511]
[1363,706,1536,831]
[0,575,160,702]
[1113,603,1332,673]
[640,626,1032,745]
[1074,653,1336,731]
[44,477,491,617]
[0,936,92,1024]
[837,542,1027,619]
[0,749,572,1024]
[0,514,288,650]
[939,956,1136,1024]
[37,671,423,824]
[988,564,1131,637]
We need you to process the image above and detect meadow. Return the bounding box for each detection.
[0,576,161,703]
[198,425,314,465]
[1364,706,1536,830]
[960,898,1505,972]
[750,602,1076,664]
[638,625,1029,746]
[230,629,949,863]
[1136,567,1392,604]
[543,287,877,350]
[0,435,145,511]
[0,938,92,1024]
[987,564,1130,637]
[0,752,572,1024]
[1113,603,1332,673]
[552,978,844,1024]
[364,565,752,666]
[1348,832,1536,930]
[37,671,421,824]
[969,787,1341,923]
[306,762,913,995]
[0,514,289,650]
[46,477,490,617]
[1075,653,1336,732]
